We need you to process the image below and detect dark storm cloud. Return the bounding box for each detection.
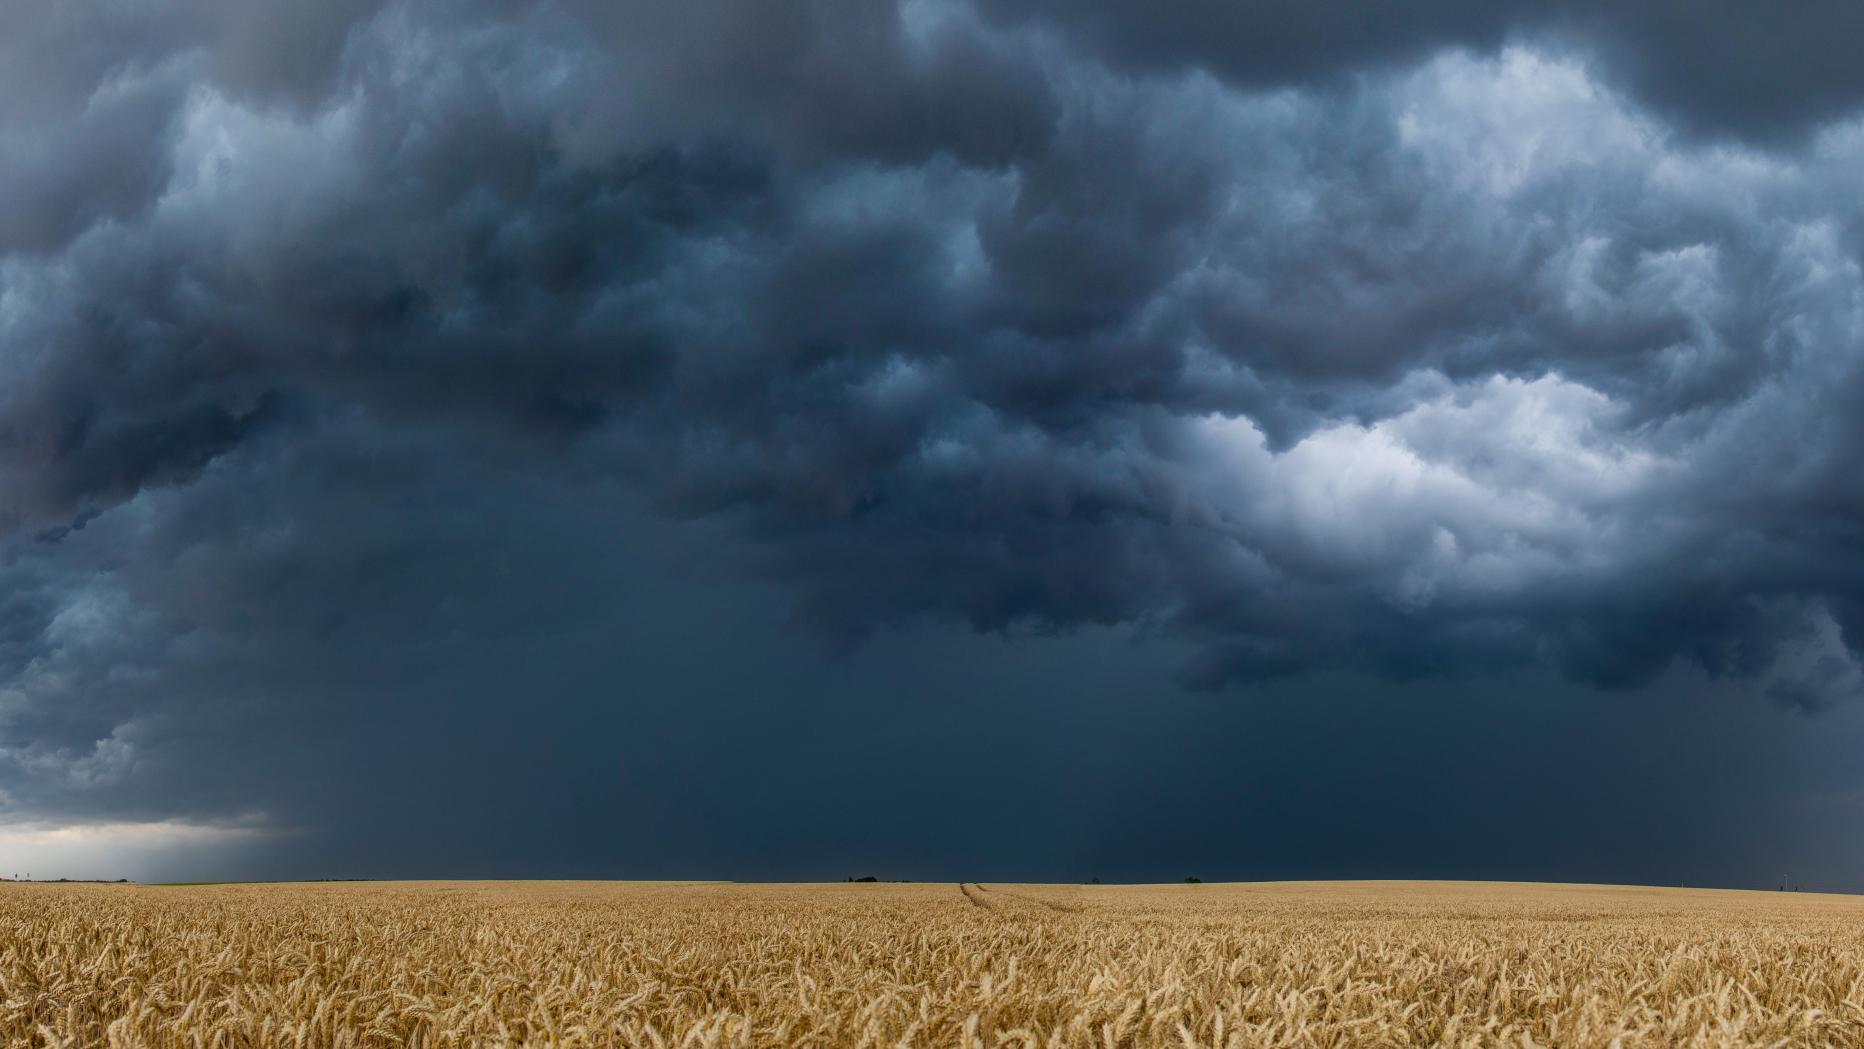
[4,0,1864,852]
[978,0,1864,143]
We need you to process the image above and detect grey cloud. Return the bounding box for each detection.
[560,0,1060,168]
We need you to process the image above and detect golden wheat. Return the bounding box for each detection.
[0,879,1861,1047]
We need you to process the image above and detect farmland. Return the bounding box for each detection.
[2,880,1862,1047]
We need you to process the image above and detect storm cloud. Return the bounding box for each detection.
[4,0,1864,876]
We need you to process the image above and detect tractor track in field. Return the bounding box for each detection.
[958,883,1084,913]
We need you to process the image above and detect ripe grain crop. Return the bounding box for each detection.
[2,879,1862,1047]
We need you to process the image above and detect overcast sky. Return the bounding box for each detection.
[4,1,1864,886]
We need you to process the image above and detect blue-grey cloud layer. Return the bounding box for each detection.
[3,1,1864,876]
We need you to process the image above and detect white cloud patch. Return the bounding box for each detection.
[1190,373,1659,605]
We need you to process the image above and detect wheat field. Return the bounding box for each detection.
[2,879,1862,1047]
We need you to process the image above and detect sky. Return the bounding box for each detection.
[3,1,1864,887]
